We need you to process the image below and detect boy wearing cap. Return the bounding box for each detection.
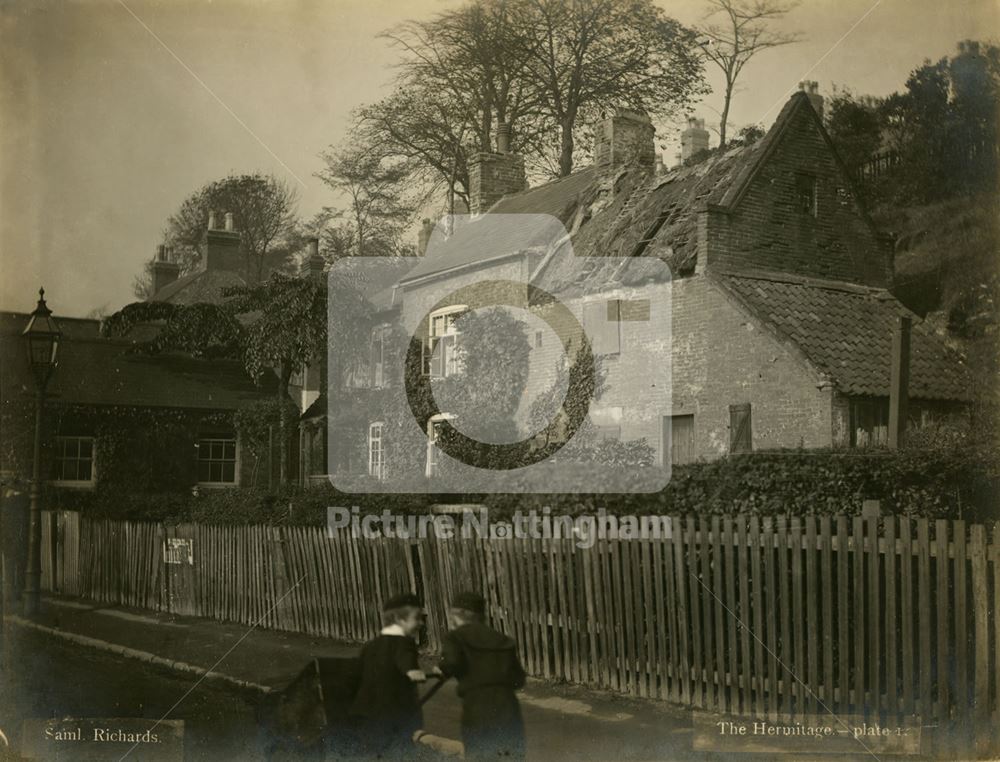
[441,591,526,761]
[350,592,427,759]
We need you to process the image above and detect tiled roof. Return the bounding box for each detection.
[151,269,247,304]
[714,272,972,401]
[1,314,266,411]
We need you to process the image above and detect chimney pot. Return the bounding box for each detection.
[801,81,824,119]
[205,214,242,272]
[301,237,324,278]
[208,210,218,230]
[151,243,180,297]
[417,218,435,256]
[680,116,710,163]
[497,122,511,153]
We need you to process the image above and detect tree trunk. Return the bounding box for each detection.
[558,115,575,177]
[277,361,293,484]
[719,82,733,149]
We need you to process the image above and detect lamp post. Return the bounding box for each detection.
[22,288,61,615]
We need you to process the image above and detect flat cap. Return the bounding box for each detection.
[382,592,423,611]
[451,591,486,615]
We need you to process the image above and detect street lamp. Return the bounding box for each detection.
[22,288,61,615]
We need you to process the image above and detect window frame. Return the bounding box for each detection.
[795,172,818,217]
[848,397,890,448]
[52,435,96,488]
[590,406,623,441]
[196,435,240,488]
[424,305,467,378]
[425,412,456,478]
[371,324,390,389]
[368,421,386,481]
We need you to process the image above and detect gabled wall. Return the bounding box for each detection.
[708,99,893,287]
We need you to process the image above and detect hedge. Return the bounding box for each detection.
[47,443,999,525]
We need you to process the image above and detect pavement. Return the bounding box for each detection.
[3,594,703,761]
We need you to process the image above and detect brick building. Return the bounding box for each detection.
[310,91,970,483]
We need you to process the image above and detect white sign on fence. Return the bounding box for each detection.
[163,538,193,565]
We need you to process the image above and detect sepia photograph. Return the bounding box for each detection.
[1,0,998,759]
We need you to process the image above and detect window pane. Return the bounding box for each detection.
[224,441,236,460]
[80,439,93,458]
[222,463,235,483]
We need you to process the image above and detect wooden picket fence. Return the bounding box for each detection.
[45,511,1000,756]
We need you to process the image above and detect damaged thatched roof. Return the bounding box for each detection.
[533,138,768,296]
[400,93,814,296]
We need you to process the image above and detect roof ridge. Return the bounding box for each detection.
[711,267,889,296]
[0,312,101,324]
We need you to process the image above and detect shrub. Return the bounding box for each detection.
[46,440,998,525]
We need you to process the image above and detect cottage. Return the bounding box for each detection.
[0,304,270,492]
[306,90,970,484]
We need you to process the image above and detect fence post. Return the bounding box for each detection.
[888,315,911,449]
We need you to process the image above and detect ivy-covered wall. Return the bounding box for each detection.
[1,401,279,494]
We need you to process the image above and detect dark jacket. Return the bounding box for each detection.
[350,633,422,757]
[441,622,526,760]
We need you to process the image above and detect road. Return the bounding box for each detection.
[0,628,264,760]
[0,623,701,762]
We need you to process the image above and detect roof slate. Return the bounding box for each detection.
[715,272,972,400]
[399,210,570,285]
[151,269,247,304]
[1,314,266,411]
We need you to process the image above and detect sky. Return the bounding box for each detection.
[1,0,996,317]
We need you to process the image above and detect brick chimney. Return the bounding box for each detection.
[680,117,710,163]
[150,244,179,296]
[468,122,526,215]
[204,209,242,272]
[799,81,824,119]
[300,237,324,279]
[417,218,434,257]
[594,110,655,171]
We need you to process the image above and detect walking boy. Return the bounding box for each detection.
[350,593,427,759]
[440,591,526,761]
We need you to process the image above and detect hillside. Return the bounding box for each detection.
[874,192,999,390]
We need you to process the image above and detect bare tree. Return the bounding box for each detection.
[356,0,705,197]
[523,0,705,176]
[316,142,421,258]
[698,0,801,147]
[355,87,475,218]
[381,1,540,153]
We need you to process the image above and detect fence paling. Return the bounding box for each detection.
[45,511,997,755]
